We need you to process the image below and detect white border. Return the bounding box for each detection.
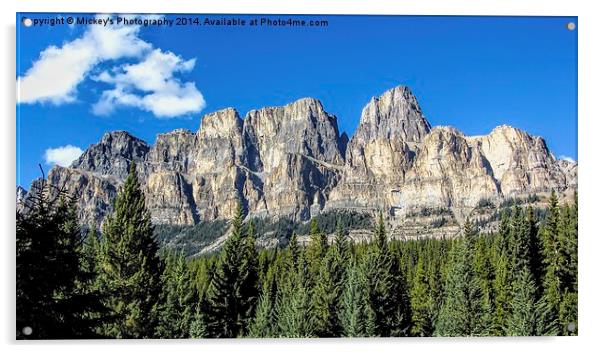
[2,1,600,353]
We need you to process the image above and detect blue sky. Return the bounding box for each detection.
[17,14,577,188]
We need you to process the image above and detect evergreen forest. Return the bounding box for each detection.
[16,164,578,339]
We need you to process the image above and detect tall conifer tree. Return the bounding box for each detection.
[97,163,164,338]
[157,251,198,338]
[307,218,328,278]
[17,185,106,339]
[203,203,258,337]
[435,221,484,336]
[339,262,375,337]
[410,256,434,336]
[362,213,411,336]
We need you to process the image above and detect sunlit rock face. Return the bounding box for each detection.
[241,97,345,220]
[21,86,577,228]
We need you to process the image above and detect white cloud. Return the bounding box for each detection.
[559,155,576,164]
[17,15,205,118]
[44,145,84,167]
[17,19,149,105]
[92,49,205,118]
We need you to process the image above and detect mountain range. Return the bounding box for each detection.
[18,86,577,238]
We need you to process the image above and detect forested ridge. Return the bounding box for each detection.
[16,164,578,339]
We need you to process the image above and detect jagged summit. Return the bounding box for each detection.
[101,130,139,140]
[356,86,431,142]
[73,129,150,179]
[21,86,577,231]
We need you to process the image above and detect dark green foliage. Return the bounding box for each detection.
[154,220,228,257]
[526,206,544,288]
[16,183,107,339]
[307,218,329,281]
[538,191,578,335]
[202,203,259,338]
[17,184,577,338]
[96,163,164,338]
[339,261,375,337]
[310,247,345,336]
[156,251,198,338]
[248,272,277,337]
[239,220,260,329]
[361,214,411,336]
[506,268,539,336]
[275,253,314,337]
[476,198,495,209]
[156,210,373,255]
[288,232,300,269]
[406,206,454,218]
[435,221,486,336]
[410,257,434,336]
[294,210,374,239]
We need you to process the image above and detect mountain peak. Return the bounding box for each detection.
[100,130,146,145]
[73,130,149,179]
[354,85,431,145]
[286,97,324,110]
[245,97,328,124]
[27,86,576,232]
[380,84,413,98]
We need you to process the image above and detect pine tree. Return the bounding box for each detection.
[474,238,495,335]
[307,218,328,278]
[82,227,100,275]
[506,268,539,336]
[410,256,434,336]
[332,221,351,298]
[491,212,514,335]
[203,203,258,338]
[239,220,260,333]
[310,248,344,337]
[490,206,531,335]
[248,272,278,338]
[276,254,314,337]
[559,291,578,335]
[339,262,375,337]
[362,213,411,336]
[568,192,578,291]
[334,221,351,262]
[435,221,484,336]
[540,191,564,333]
[189,305,208,338]
[17,185,106,339]
[509,206,530,273]
[494,210,511,257]
[248,291,274,337]
[96,163,164,338]
[374,212,387,251]
[288,232,300,270]
[525,206,544,288]
[308,219,351,337]
[426,250,445,325]
[557,197,578,335]
[156,251,198,338]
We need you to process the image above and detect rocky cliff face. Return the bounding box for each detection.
[19,86,577,229]
[328,86,432,211]
[242,98,345,220]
